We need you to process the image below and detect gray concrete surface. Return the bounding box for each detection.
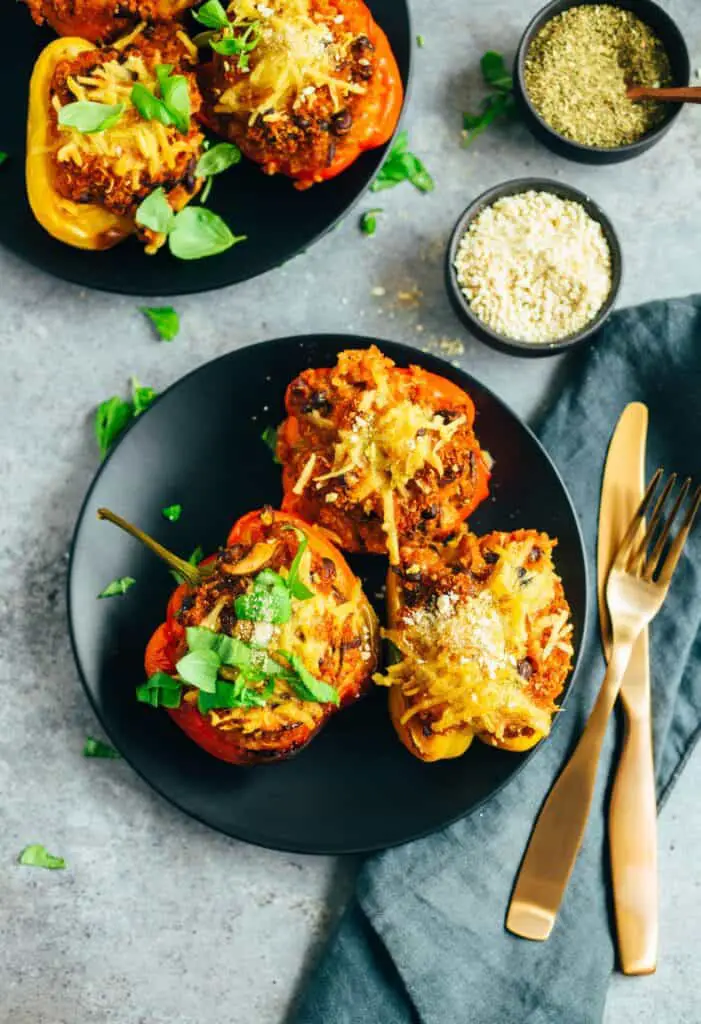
[1,1,700,1021]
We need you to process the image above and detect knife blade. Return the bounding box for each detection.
[598,402,658,975]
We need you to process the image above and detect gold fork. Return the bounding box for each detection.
[507,469,701,942]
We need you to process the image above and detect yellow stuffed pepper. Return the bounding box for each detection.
[375,528,574,762]
[26,24,205,253]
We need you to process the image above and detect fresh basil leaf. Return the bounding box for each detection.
[185,625,220,652]
[218,635,255,668]
[83,736,121,758]
[176,648,220,693]
[360,208,382,235]
[161,503,183,522]
[168,207,245,260]
[196,142,242,178]
[480,50,512,92]
[136,671,183,708]
[97,575,136,599]
[284,527,314,601]
[277,650,340,705]
[200,176,213,205]
[18,844,65,870]
[0,152,7,165]
[156,65,190,133]
[135,187,174,235]
[235,573,292,624]
[416,34,425,48]
[371,132,434,194]
[210,21,260,67]
[193,0,230,29]
[95,395,133,459]
[131,377,157,416]
[197,676,267,713]
[131,82,173,127]
[58,100,124,134]
[140,305,180,342]
[261,425,280,463]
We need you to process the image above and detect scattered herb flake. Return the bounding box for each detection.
[97,576,136,599]
[261,425,280,463]
[416,34,425,47]
[193,0,230,29]
[141,305,180,342]
[95,395,133,459]
[161,503,183,522]
[0,152,8,165]
[132,377,157,416]
[136,671,183,708]
[18,844,66,870]
[360,208,383,235]
[462,51,516,147]
[277,650,340,705]
[83,736,121,758]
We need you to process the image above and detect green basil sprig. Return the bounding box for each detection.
[58,100,124,134]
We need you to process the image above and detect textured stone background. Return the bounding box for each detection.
[1,1,700,1021]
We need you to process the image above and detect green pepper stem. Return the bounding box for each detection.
[97,507,207,587]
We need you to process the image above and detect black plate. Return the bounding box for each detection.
[1,4,411,296]
[68,336,588,854]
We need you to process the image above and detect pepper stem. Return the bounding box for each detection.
[97,507,206,587]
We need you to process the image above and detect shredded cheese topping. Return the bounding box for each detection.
[215,0,366,123]
[51,48,195,185]
[376,535,574,742]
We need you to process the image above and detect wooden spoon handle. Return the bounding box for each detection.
[627,85,701,104]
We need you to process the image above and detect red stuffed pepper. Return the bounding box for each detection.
[196,0,403,188]
[141,507,379,764]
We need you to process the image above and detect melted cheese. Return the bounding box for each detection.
[215,0,365,123]
[375,538,573,741]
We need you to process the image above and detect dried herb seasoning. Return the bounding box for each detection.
[524,4,672,148]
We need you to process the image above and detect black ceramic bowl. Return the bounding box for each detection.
[514,0,690,165]
[445,177,622,358]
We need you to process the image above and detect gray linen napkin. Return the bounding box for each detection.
[292,296,701,1024]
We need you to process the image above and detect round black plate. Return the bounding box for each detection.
[1,4,411,296]
[68,335,588,854]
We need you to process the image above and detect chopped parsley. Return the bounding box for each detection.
[97,576,136,599]
[462,51,516,147]
[371,131,434,193]
[18,844,66,870]
[141,306,180,342]
[83,736,121,758]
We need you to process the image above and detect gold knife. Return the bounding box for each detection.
[598,402,658,975]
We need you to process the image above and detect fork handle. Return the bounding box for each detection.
[506,640,634,940]
[609,705,658,974]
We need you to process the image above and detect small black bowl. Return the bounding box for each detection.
[514,0,690,165]
[445,178,623,358]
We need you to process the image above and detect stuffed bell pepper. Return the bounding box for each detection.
[277,346,491,563]
[196,0,403,188]
[24,0,197,43]
[27,25,206,252]
[375,528,574,761]
[100,506,379,765]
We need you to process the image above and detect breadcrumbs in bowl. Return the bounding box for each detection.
[445,177,622,358]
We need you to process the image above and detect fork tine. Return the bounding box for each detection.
[627,473,677,575]
[612,468,664,571]
[656,484,701,586]
[642,478,690,581]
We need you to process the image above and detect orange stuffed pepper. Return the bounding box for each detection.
[142,507,379,765]
[197,0,403,188]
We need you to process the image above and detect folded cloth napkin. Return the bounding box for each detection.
[292,296,701,1024]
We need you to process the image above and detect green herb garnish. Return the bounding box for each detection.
[176,648,220,693]
[371,131,434,193]
[58,100,124,134]
[283,527,314,600]
[95,395,133,459]
[141,305,180,342]
[136,671,183,708]
[277,650,340,705]
[168,207,245,260]
[161,503,183,522]
[0,152,8,165]
[132,378,157,416]
[235,568,292,624]
[196,142,242,178]
[462,51,515,147]
[97,575,136,599]
[261,425,280,463]
[416,34,425,48]
[130,83,173,129]
[83,736,121,758]
[135,187,174,235]
[196,676,268,714]
[155,64,190,134]
[360,208,383,235]
[210,21,261,70]
[193,0,230,29]
[18,844,66,870]
[200,176,213,205]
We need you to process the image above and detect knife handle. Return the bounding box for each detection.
[609,699,658,975]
